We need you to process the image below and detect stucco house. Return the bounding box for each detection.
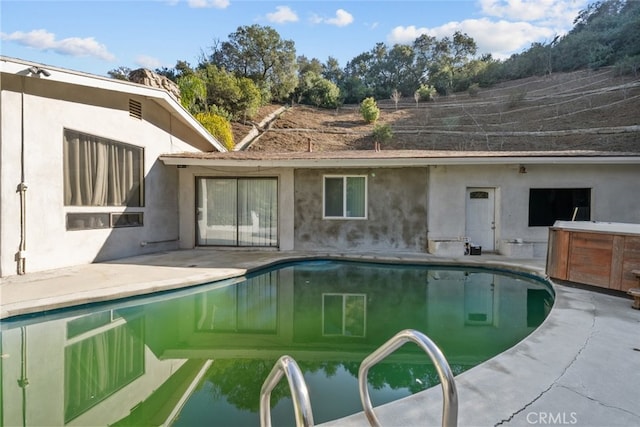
[2,56,640,278]
[159,150,640,260]
[0,56,225,277]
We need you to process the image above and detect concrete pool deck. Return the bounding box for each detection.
[1,249,639,426]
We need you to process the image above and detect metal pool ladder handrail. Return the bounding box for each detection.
[260,355,315,427]
[358,329,459,427]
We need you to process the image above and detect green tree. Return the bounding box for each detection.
[202,64,242,119]
[297,71,341,108]
[322,56,344,85]
[177,74,207,113]
[107,66,132,81]
[372,123,393,151]
[208,24,298,103]
[360,97,380,123]
[297,55,324,76]
[235,76,262,121]
[201,64,262,120]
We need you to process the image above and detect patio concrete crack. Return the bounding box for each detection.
[556,384,640,420]
[493,295,597,427]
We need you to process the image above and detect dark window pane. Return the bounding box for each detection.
[529,188,591,226]
[324,178,344,217]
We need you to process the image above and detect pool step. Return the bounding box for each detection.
[259,329,459,427]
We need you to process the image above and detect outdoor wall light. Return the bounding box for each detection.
[26,66,51,77]
[519,165,527,174]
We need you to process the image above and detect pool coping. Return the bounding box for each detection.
[1,250,639,426]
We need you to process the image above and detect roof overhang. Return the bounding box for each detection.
[159,150,640,169]
[0,56,226,152]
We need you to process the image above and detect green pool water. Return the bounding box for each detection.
[0,260,553,426]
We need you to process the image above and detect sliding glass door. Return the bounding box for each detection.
[196,177,278,247]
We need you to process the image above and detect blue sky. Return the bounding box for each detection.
[1,0,594,77]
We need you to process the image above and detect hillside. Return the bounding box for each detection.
[232,68,640,153]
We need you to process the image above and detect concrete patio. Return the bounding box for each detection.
[1,249,639,426]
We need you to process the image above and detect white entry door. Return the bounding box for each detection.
[465,188,495,251]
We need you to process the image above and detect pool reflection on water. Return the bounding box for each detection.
[0,260,553,426]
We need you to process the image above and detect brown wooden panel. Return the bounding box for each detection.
[567,232,613,287]
[546,229,570,280]
[609,235,625,290]
[570,232,614,249]
[620,236,640,292]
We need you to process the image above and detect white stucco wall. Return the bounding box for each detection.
[427,163,640,256]
[0,73,206,277]
[0,314,187,426]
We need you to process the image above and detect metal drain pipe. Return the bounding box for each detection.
[17,81,27,275]
[15,66,49,275]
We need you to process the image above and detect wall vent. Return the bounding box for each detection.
[129,99,142,120]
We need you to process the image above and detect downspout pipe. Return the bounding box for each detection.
[15,66,49,275]
[16,79,27,275]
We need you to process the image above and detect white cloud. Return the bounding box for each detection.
[187,0,229,8]
[479,0,588,28]
[0,29,115,61]
[310,9,354,27]
[388,18,556,59]
[326,9,354,27]
[135,55,163,70]
[266,6,298,24]
[385,0,589,60]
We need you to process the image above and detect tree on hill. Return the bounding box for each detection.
[206,24,298,103]
[360,97,380,124]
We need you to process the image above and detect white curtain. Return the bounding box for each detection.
[197,178,277,247]
[64,130,141,206]
[64,320,144,421]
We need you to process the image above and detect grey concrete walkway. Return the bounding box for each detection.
[1,249,639,426]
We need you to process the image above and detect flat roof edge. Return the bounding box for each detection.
[159,154,640,168]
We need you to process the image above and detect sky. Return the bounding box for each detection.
[1,0,596,77]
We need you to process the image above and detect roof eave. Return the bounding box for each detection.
[159,155,640,168]
[0,56,227,153]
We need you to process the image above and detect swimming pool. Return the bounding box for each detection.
[0,260,554,426]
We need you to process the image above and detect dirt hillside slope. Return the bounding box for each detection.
[234,67,639,153]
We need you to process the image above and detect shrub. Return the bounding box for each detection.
[416,84,437,102]
[613,55,640,77]
[360,97,379,123]
[468,83,480,97]
[506,89,527,109]
[208,104,234,121]
[306,74,341,108]
[195,112,234,150]
[372,123,393,150]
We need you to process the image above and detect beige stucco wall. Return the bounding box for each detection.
[0,73,204,277]
[427,163,640,256]
[170,162,639,258]
[294,167,429,252]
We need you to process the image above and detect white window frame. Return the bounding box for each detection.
[322,175,368,219]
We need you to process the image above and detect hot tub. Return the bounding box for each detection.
[546,221,640,292]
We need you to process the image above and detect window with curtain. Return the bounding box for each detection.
[323,175,367,219]
[196,177,278,247]
[63,129,144,207]
[64,317,144,422]
[194,270,278,333]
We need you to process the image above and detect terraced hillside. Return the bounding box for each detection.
[234,67,640,152]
